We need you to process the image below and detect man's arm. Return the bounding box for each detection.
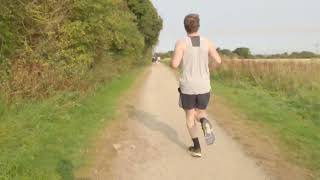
[171,41,184,69]
[208,41,222,64]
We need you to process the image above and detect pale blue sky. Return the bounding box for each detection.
[152,0,320,54]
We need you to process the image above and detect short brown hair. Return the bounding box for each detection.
[184,14,200,33]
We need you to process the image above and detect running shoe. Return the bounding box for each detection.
[201,118,215,145]
[188,146,202,157]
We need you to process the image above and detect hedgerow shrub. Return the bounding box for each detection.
[0,0,162,100]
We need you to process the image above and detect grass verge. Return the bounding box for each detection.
[213,80,320,179]
[0,68,142,179]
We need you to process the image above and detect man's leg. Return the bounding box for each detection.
[196,109,211,126]
[196,93,215,145]
[180,93,201,156]
[185,109,197,138]
[195,109,207,122]
[197,110,215,145]
[185,109,201,157]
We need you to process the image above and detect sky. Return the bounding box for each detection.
[151,0,320,54]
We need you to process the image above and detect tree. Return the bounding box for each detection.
[126,0,163,47]
[233,47,251,58]
[157,51,173,59]
[289,51,317,58]
[217,48,234,57]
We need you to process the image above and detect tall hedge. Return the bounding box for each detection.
[126,0,163,47]
[0,0,162,99]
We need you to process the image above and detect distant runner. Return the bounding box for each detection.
[171,14,222,157]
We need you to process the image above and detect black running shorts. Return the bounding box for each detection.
[178,88,210,110]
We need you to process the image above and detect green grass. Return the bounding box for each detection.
[0,69,141,179]
[213,80,320,179]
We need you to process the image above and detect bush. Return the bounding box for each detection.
[126,0,163,47]
[0,0,162,100]
[232,47,252,58]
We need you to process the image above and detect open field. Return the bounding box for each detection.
[214,59,320,95]
[212,59,320,178]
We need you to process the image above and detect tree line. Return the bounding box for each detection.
[217,47,320,59]
[157,47,320,59]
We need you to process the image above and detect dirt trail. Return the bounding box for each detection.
[79,63,272,180]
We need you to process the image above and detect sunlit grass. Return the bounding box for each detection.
[212,59,320,178]
[0,69,140,179]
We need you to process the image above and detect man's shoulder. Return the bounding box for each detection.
[200,36,214,48]
[200,36,211,43]
[176,37,188,45]
[175,38,188,49]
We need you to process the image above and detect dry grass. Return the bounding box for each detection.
[0,56,134,102]
[1,59,90,101]
[212,59,320,178]
[214,59,320,94]
[234,58,318,62]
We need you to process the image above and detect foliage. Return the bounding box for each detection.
[214,82,320,179]
[0,0,162,100]
[216,47,320,59]
[232,47,252,58]
[217,48,236,58]
[0,68,141,179]
[126,0,163,47]
[289,51,318,58]
[212,59,320,125]
[157,51,174,59]
[212,59,320,177]
[0,1,162,178]
[254,51,320,59]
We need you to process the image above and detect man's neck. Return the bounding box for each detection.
[188,32,199,37]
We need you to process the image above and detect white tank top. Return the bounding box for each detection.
[179,36,211,94]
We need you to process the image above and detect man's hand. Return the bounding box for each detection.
[209,61,221,70]
[171,40,184,69]
[208,41,222,65]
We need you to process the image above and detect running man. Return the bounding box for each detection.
[171,14,222,157]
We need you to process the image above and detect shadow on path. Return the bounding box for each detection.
[127,105,187,150]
